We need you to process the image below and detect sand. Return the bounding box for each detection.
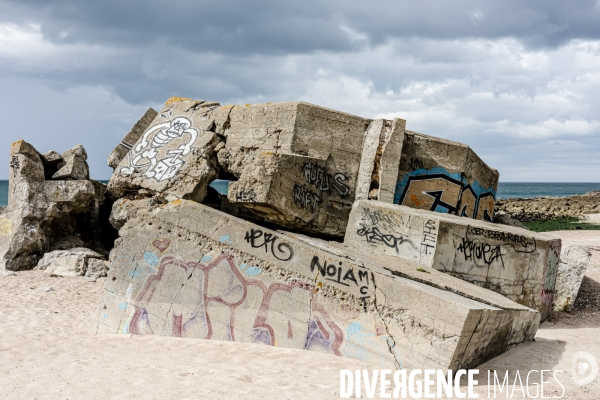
[1,231,599,399]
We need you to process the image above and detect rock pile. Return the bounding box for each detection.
[495,193,600,222]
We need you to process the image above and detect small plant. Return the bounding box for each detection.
[416,268,430,273]
[522,217,600,232]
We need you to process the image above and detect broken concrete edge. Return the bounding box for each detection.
[343,200,560,321]
[108,107,159,170]
[553,243,590,312]
[95,199,539,370]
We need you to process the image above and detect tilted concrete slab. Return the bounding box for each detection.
[94,200,539,370]
[345,200,561,321]
[108,108,158,170]
[392,130,499,222]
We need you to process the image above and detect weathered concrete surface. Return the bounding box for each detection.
[34,247,104,277]
[553,244,589,312]
[107,98,223,202]
[1,140,111,271]
[95,200,539,370]
[345,200,561,321]
[53,144,90,180]
[108,108,158,170]
[393,131,499,222]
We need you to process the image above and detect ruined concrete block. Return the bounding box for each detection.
[392,131,499,222]
[35,247,104,277]
[108,108,158,170]
[345,200,561,321]
[553,244,589,312]
[94,200,539,371]
[1,141,110,271]
[53,145,90,180]
[107,98,222,202]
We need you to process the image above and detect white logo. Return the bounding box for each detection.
[572,351,598,385]
[121,116,198,182]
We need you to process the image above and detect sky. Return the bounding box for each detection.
[0,0,599,181]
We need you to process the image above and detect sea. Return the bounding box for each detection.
[1,181,600,208]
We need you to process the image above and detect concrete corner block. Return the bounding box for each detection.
[553,243,590,312]
[345,200,560,321]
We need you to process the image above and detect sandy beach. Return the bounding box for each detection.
[0,230,598,399]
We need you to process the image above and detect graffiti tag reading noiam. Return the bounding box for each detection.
[120,117,198,182]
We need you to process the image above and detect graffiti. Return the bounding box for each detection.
[465,226,536,253]
[310,256,370,296]
[152,238,171,253]
[408,158,424,171]
[394,167,496,222]
[235,190,257,202]
[120,117,199,182]
[420,219,437,255]
[244,228,294,261]
[293,184,321,212]
[0,218,11,236]
[9,155,19,177]
[126,253,344,356]
[302,162,350,198]
[542,243,561,305]
[360,207,405,232]
[456,238,505,267]
[356,226,412,254]
[354,207,437,264]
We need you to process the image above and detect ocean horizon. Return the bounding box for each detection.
[1,180,599,208]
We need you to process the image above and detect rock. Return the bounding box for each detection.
[108,197,165,230]
[96,199,539,371]
[494,210,528,229]
[38,286,53,292]
[85,258,110,279]
[0,269,15,276]
[35,247,104,277]
[345,200,562,321]
[52,145,90,180]
[108,108,158,170]
[1,141,111,271]
[553,244,590,312]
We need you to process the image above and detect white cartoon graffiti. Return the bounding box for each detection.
[120,117,198,182]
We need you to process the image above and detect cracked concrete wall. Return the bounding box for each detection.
[393,131,499,222]
[345,200,561,321]
[94,200,539,370]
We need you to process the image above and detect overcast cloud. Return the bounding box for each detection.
[1,0,599,181]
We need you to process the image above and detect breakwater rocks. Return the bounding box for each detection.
[495,191,600,222]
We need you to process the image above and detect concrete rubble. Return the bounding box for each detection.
[0,140,115,271]
[34,247,106,278]
[345,200,561,321]
[2,97,579,371]
[95,200,539,370]
[553,243,591,312]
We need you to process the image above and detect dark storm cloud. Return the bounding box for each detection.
[3,0,600,54]
[0,0,599,180]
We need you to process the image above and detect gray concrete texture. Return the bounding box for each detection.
[94,199,540,371]
[345,200,561,321]
[108,98,499,237]
[0,140,107,270]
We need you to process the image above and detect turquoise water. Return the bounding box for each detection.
[1,180,600,207]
